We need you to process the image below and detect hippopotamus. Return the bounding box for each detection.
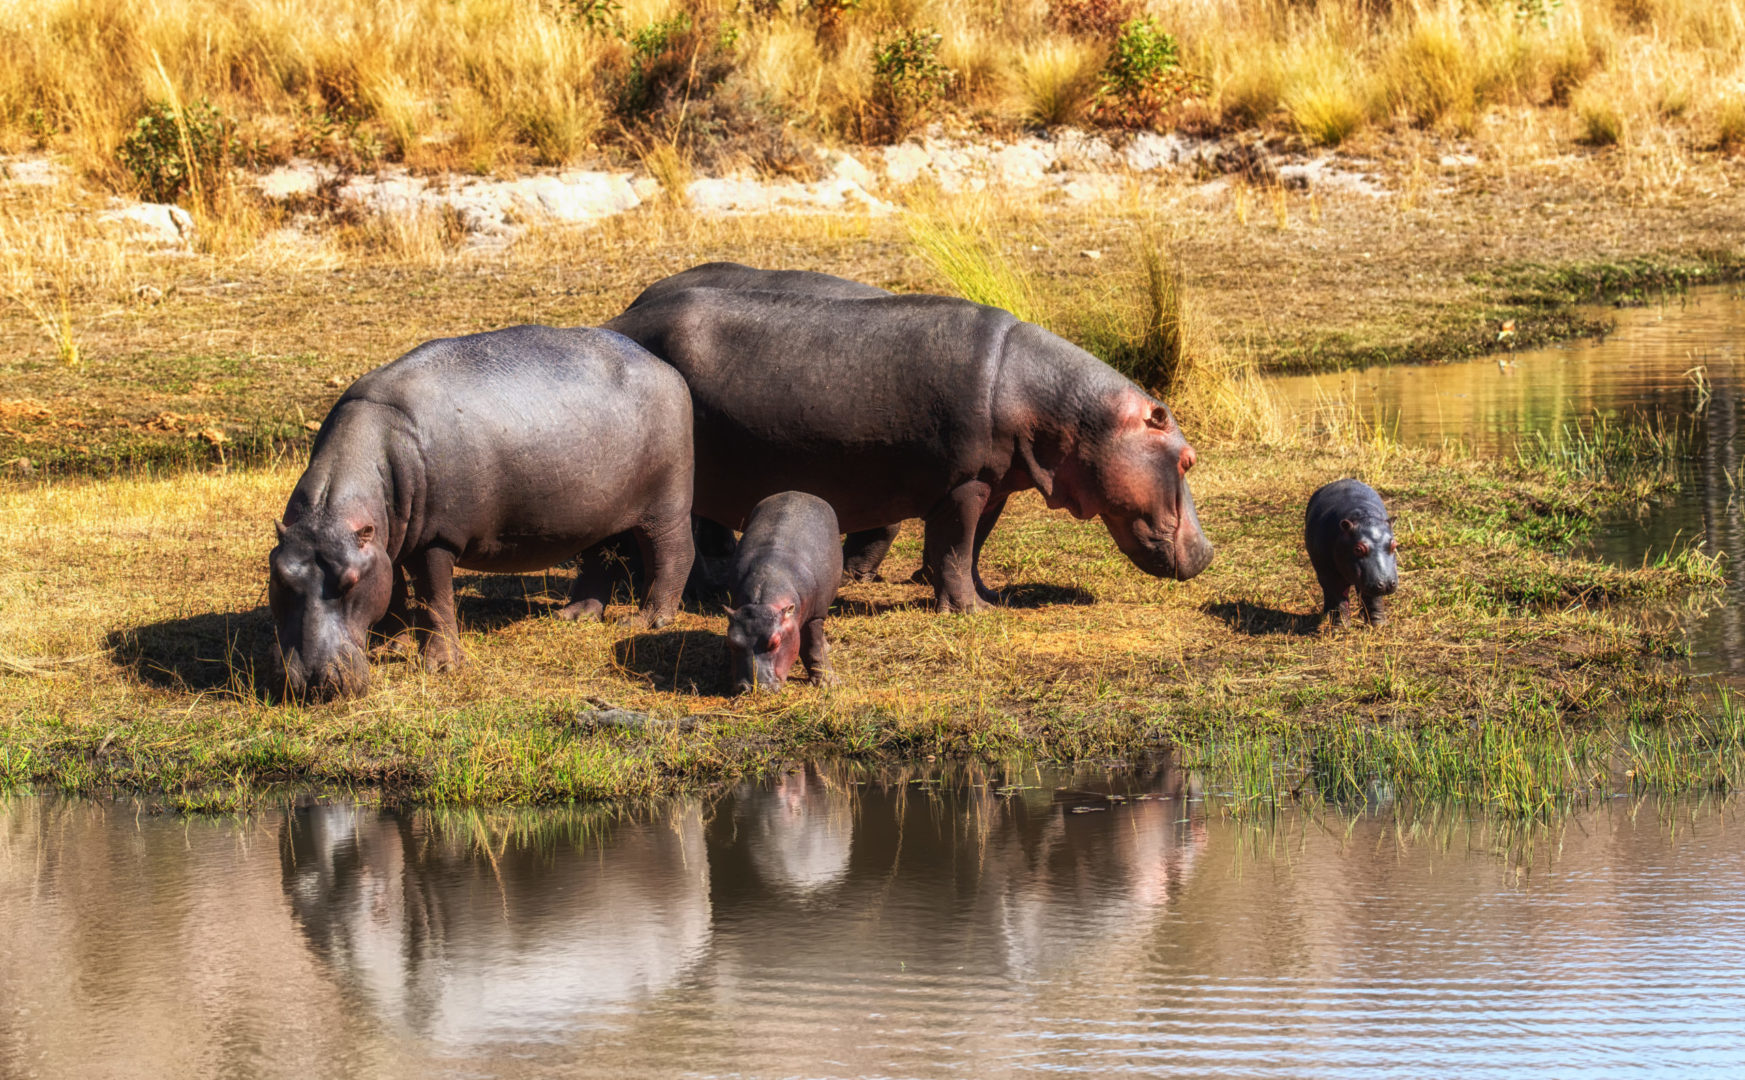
[268,326,695,700]
[726,491,843,694]
[625,262,901,583]
[1305,478,1399,627]
[605,282,1213,613]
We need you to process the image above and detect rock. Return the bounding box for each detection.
[1080,249,1102,260]
[1,156,64,188]
[99,202,194,247]
[990,140,1055,186]
[882,142,931,187]
[504,172,641,222]
[1123,132,1193,172]
[818,148,875,190]
[574,707,652,734]
[255,159,333,200]
[1439,153,1480,168]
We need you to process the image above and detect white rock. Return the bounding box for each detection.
[99,202,194,246]
[256,159,331,200]
[1,156,64,188]
[882,142,931,186]
[1124,133,1193,172]
[818,149,875,190]
[505,172,641,222]
[990,140,1055,186]
[1439,153,1480,168]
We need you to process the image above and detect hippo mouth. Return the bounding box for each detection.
[275,641,371,702]
[1104,502,1214,582]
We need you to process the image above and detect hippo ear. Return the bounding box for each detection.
[1146,405,1171,432]
[355,524,375,548]
[275,520,287,541]
[1340,519,1355,533]
[720,603,735,617]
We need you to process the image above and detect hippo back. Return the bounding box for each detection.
[606,289,1016,532]
[625,262,891,310]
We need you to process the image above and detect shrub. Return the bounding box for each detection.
[1091,17,1200,130]
[871,28,954,139]
[616,13,740,120]
[117,99,238,204]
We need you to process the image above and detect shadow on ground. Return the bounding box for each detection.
[108,607,279,695]
[1206,600,1323,637]
[613,629,728,695]
[996,583,1097,608]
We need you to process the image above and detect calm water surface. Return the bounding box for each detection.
[3,764,1743,1078]
[1271,286,1745,674]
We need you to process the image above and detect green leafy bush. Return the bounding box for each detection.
[1091,17,1200,130]
[117,99,238,204]
[871,28,954,138]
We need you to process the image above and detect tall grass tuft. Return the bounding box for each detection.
[904,214,1041,324]
[1013,38,1104,128]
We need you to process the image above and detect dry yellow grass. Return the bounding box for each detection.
[3,0,1743,187]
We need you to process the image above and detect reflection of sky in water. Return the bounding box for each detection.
[4,766,1744,1078]
[1271,287,1745,675]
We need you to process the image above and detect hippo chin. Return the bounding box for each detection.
[1305,478,1399,628]
[270,326,695,701]
[726,492,843,694]
[606,275,1213,612]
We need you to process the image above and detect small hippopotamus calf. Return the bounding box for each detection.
[1305,478,1399,627]
[727,492,842,694]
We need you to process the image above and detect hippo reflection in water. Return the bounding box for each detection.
[278,803,711,1045]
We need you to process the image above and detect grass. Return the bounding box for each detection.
[0,423,1725,809]
[3,0,1744,185]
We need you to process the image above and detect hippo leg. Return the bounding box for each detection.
[801,617,837,686]
[619,512,695,630]
[842,525,900,584]
[926,481,996,613]
[370,564,417,659]
[1317,570,1351,628]
[555,547,611,622]
[1360,593,1388,627]
[409,546,464,672]
[970,494,1009,604]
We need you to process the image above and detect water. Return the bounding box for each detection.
[1269,286,1745,674]
[3,768,1742,1078]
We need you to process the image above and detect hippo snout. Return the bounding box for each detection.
[277,644,370,702]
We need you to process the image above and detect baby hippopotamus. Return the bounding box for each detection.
[726,492,842,694]
[1305,478,1399,627]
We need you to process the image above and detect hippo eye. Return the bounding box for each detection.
[1354,542,1371,557]
[1387,539,1398,553]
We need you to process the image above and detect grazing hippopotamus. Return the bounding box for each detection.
[268,326,695,700]
[726,492,843,694]
[626,262,901,583]
[605,285,1213,612]
[1305,478,1399,627]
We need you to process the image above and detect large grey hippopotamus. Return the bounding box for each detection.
[268,325,695,700]
[625,262,900,583]
[606,269,1213,613]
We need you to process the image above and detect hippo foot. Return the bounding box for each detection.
[421,647,465,674]
[370,632,417,661]
[807,669,839,688]
[845,570,884,585]
[554,599,605,622]
[616,609,672,631]
[937,593,995,615]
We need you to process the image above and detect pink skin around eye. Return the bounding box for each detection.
[766,633,782,652]
[1354,542,1371,557]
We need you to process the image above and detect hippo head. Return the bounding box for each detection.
[1033,389,1214,582]
[726,600,800,695]
[1340,517,1399,598]
[268,514,392,700]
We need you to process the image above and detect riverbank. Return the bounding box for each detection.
[0,427,1726,809]
[4,137,1744,478]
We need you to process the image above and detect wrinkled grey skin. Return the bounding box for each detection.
[1305,478,1399,627]
[727,492,843,694]
[269,326,695,701]
[606,282,1214,613]
[627,261,900,583]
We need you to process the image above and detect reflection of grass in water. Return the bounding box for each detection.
[1178,701,1745,822]
[1513,411,1693,490]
